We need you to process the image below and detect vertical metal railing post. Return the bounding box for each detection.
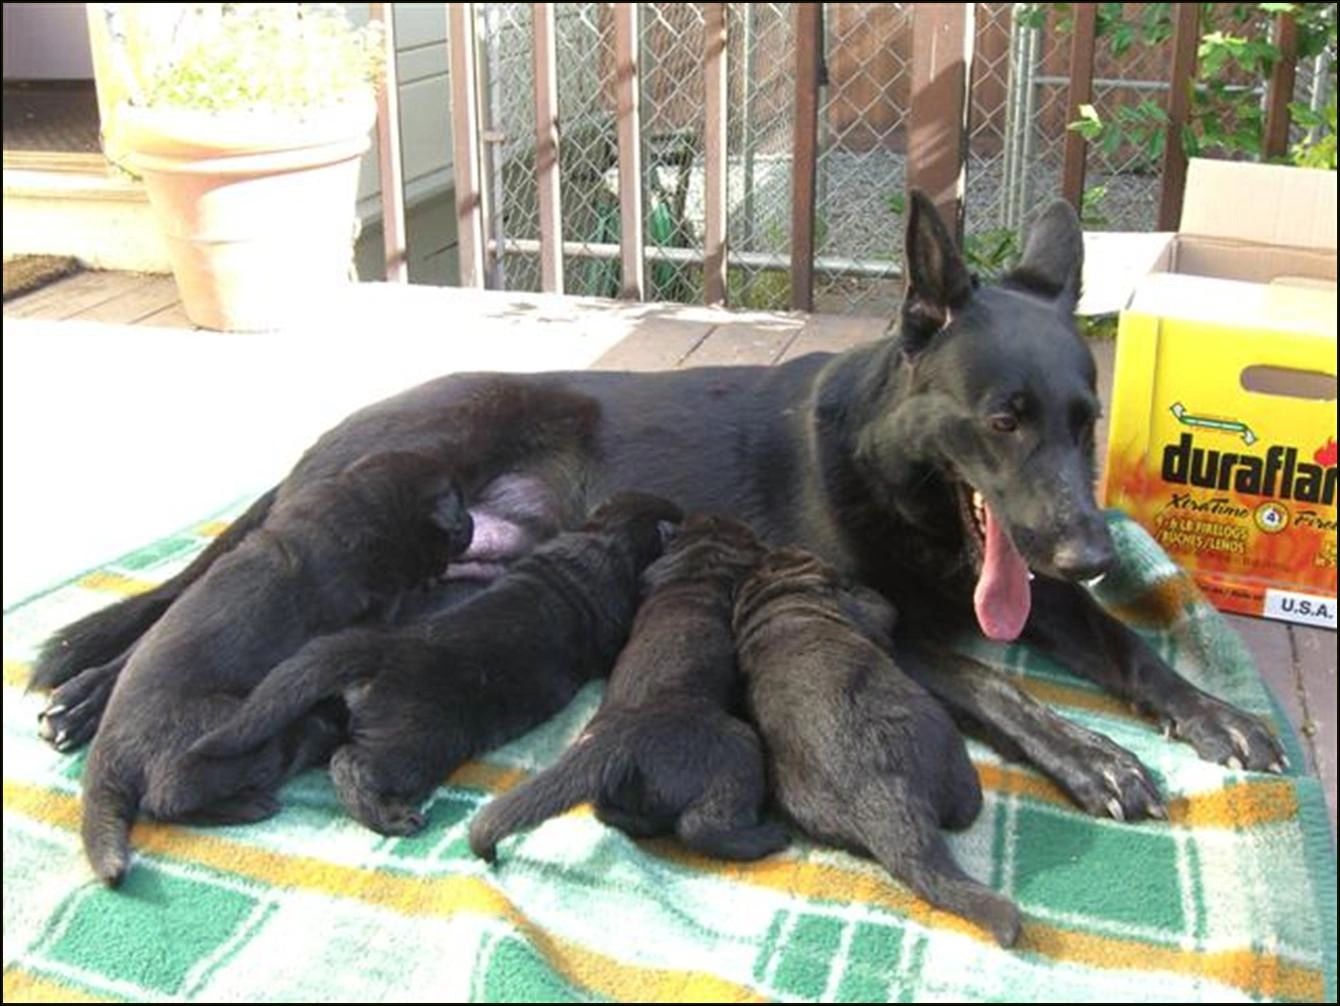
[1264,10,1300,161]
[371,3,407,282]
[1060,3,1097,212]
[532,3,564,293]
[906,3,973,243]
[448,2,487,287]
[790,2,821,312]
[703,2,729,305]
[614,3,646,300]
[1157,3,1200,230]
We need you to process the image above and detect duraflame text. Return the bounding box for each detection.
[1161,433,1337,506]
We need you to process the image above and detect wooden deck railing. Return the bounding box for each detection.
[371,3,1316,307]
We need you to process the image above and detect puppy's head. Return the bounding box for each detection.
[342,450,475,571]
[642,513,767,595]
[732,546,837,634]
[583,491,684,569]
[671,513,763,553]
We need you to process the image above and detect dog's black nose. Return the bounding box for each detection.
[1051,539,1114,581]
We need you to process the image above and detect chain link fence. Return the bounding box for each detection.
[478,2,540,292]
[724,4,794,309]
[470,3,1329,312]
[809,3,909,314]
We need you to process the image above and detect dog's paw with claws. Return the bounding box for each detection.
[1166,697,1288,774]
[36,662,118,752]
[1050,730,1167,822]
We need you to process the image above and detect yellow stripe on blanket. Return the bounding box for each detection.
[979,764,1300,828]
[2,967,117,1003]
[74,571,155,597]
[1170,778,1300,828]
[4,660,30,689]
[1105,574,1203,627]
[1027,926,1323,1001]
[1012,677,1132,720]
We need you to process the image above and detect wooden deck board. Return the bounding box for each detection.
[683,319,805,367]
[5,269,152,319]
[67,275,180,324]
[4,273,1333,836]
[1292,624,1337,834]
[777,313,888,363]
[589,319,715,372]
[137,301,194,328]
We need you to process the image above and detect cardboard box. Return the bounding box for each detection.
[1102,160,1338,629]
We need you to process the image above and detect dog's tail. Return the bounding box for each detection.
[191,630,384,758]
[857,790,1021,947]
[81,767,141,887]
[468,733,611,862]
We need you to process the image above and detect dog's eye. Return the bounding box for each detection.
[989,414,1018,433]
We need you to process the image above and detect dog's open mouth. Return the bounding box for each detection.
[960,486,1032,643]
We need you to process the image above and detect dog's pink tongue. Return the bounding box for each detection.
[973,504,1032,641]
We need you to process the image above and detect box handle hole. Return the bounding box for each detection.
[1240,366,1337,401]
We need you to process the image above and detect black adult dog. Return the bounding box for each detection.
[34,193,1283,829]
[735,547,1020,946]
[79,450,474,885]
[192,493,682,837]
[469,514,788,863]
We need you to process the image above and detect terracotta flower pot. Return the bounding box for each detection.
[119,98,376,331]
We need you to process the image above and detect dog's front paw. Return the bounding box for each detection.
[36,663,117,752]
[1050,731,1166,822]
[1166,697,1287,774]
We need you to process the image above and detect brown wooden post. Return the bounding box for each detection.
[791,2,821,313]
[703,2,728,306]
[614,3,645,300]
[1060,3,1097,212]
[906,3,972,242]
[1158,3,1200,231]
[532,3,563,293]
[448,2,487,287]
[1264,11,1299,161]
[371,3,407,283]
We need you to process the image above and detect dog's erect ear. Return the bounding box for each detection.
[901,190,973,352]
[1006,198,1084,310]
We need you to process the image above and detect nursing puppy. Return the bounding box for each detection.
[733,547,1021,946]
[193,492,683,837]
[81,450,474,885]
[469,515,788,863]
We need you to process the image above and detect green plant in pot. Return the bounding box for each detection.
[107,4,384,331]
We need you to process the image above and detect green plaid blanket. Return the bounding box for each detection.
[3,503,1335,1003]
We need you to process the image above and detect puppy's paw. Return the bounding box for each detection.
[1049,732,1166,822]
[1166,698,1287,774]
[367,799,427,837]
[37,663,117,752]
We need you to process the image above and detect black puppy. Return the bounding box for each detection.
[192,492,683,837]
[733,547,1021,947]
[80,449,473,886]
[469,514,788,863]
